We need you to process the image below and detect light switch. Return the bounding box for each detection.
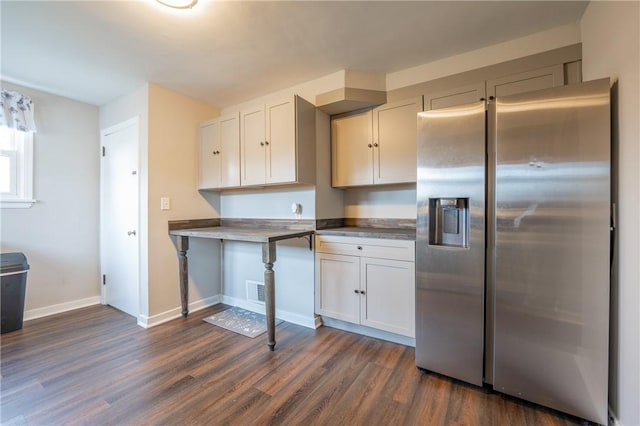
[161,197,171,210]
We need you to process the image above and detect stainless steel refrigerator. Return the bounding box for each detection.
[415,78,611,424]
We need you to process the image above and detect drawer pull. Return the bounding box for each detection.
[357,246,363,250]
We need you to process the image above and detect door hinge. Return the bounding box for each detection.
[102,146,106,157]
[102,274,106,285]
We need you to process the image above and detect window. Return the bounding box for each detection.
[0,126,34,208]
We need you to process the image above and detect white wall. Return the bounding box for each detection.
[222,239,315,327]
[220,187,315,220]
[580,2,640,425]
[343,186,416,219]
[0,81,100,318]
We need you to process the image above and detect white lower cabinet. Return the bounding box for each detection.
[315,236,415,338]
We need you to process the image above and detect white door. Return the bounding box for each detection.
[265,98,295,184]
[240,106,266,186]
[360,257,415,337]
[331,109,373,187]
[219,113,240,187]
[198,120,221,189]
[101,118,139,318]
[316,253,360,324]
[373,97,422,185]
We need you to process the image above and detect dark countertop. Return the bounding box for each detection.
[316,227,416,241]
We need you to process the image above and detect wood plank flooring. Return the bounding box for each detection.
[1,305,587,425]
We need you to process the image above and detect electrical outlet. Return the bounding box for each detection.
[291,203,302,215]
[161,197,171,210]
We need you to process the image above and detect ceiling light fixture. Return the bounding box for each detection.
[156,0,198,9]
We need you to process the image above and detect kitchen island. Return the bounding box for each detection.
[169,219,314,351]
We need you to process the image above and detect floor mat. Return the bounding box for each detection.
[203,306,283,338]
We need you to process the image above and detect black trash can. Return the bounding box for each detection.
[1,252,30,334]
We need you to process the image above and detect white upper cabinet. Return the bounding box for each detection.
[424,82,486,111]
[423,65,565,112]
[373,97,423,184]
[198,112,240,190]
[487,64,564,99]
[331,96,423,187]
[331,109,373,187]
[240,95,316,187]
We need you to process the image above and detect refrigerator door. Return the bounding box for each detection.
[416,101,486,386]
[493,79,610,424]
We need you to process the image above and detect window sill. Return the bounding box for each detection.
[0,199,37,209]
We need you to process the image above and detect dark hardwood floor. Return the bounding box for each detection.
[1,304,584,425]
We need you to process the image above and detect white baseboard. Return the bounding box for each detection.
[320,316,416,347]
[23,296,101,321]
[609,406,623,426]
[221,295,318,329]
[28,293,316,330]
[137,295,221,328]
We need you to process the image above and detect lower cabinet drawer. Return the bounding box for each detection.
[315,235,415,262]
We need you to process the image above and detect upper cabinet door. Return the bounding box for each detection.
[198,120,221,190]
[487,65,564,99]
[198,114,240,190]
[219,113,240,188]
[373,96,423,184]
[331,109,374,187]
[241,105,266,186]
[266,98,296,184]
[425,82,486,111]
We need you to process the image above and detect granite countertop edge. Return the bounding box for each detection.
[315,227,416,241]
[168,218,416,241]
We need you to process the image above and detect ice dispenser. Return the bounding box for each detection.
[429,198,469,248]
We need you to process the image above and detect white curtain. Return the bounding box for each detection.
[0,89,37,132]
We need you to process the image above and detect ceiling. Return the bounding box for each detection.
[0,1,588,108]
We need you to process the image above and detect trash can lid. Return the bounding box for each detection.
[0,252,29,274]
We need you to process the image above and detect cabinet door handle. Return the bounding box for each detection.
[260,142,264,146]
[354,289,359,294]
[264,141,269,146]
[373,143,379,148]
[360,290,366,295]
[367,144,372,148]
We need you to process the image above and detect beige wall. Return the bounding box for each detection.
[146,83,220,320]
[581,2,640,425]
[1,81,100,318]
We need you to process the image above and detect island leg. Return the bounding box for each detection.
[262,241,277,351]
[177,236,189,317]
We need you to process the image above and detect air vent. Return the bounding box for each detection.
[246,280,265,304]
